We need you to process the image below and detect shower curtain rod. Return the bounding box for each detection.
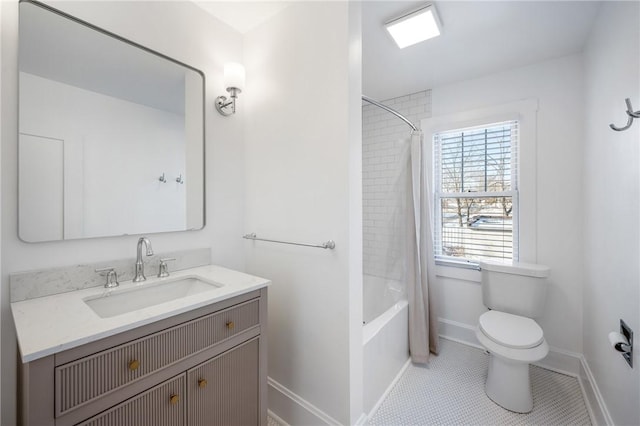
[362,95,418,132]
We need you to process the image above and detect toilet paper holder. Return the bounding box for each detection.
[610,319,634,368]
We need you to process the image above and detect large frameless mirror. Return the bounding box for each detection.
[18,0,205,242]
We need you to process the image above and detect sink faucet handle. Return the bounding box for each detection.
[158,258,176,278]
[95,267,119,288]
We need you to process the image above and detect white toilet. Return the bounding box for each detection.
[475,260,550,414]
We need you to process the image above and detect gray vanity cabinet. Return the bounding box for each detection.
[187,338,259,426]
[18,289,267,426]
[78,375,186,426]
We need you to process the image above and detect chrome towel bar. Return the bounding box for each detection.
[242,233,336,250]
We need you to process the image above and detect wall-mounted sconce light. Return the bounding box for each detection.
[215,62,245,116]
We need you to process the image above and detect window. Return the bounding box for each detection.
[433,120,518,267]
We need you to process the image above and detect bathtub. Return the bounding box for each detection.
[363,274,405,324]
[363,298,409,415]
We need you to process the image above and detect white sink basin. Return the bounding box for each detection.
[84,276,223,318]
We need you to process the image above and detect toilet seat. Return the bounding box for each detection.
[476,325,549,364]
[479,310,544,349]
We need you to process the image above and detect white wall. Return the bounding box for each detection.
[0,2,3,415]
[347,2,364,422]
[583,2,640,424]
[243,2,362,424]
[430,55,585,357]
[1,1,245,424]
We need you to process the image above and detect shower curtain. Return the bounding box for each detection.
[407,130,439,363]
[378,130,438,363]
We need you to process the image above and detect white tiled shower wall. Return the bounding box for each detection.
[362,91,432,279]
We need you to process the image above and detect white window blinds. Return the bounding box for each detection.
[433,120,519,265]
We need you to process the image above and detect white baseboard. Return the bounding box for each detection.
[268,361,408,426]
[353,413,368,426]
[579,355,613,425]
[364,358,412,422]
[437,318,609,425]
[268,377,343,426]
[438,318,483,349]
[438,317,582,374]
[538,345,583,376]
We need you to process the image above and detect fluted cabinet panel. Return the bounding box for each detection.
[77,374,185,426]
[187,338,259,426]
[56,300,259,416]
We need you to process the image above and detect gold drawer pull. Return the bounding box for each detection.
[128,359,140,371]
[169,394,179,405]
[198,379,208,388]
[226,321,235,330]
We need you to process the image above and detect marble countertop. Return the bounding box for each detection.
[11,265,270,363]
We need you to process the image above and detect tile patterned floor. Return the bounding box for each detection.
[368,339,592,425]
[267,339,592,425]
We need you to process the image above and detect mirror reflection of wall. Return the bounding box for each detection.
[18,1,205,242]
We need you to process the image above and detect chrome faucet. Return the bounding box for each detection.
[133,237,154,282]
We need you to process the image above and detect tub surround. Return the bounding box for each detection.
[363,300,409,415]
[363,274,405,325]
[10,247,211,302]
[12,264,270,362]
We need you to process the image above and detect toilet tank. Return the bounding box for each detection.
[480,260,550,318]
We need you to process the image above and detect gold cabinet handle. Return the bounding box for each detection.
[226,321,235,330]
[198,379,208,389]
[169,394,179,405]
[128,359,140,371]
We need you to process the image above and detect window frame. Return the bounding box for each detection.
[421,99,538,281]
[433,120,520,268]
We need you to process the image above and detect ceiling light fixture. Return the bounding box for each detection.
[385,4,441,49]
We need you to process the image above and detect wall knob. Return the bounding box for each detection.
[169,394,179,405]
[226,321,235,330]
[198,379,208,388]
[128,359,140,371]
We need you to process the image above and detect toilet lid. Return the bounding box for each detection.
[479,311,544,349]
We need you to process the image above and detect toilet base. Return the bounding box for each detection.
[485,354,532,413]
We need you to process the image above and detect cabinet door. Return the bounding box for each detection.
[77,374,185,426]
[187,338,259,426]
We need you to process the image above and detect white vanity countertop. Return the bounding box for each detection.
[11,265,270,363]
